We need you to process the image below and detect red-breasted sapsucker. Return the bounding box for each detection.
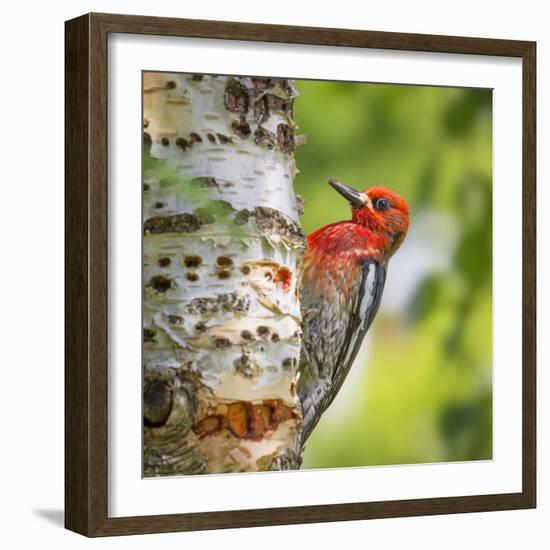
[298,179,410,444]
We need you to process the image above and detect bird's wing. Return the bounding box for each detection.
[298,258,386,444]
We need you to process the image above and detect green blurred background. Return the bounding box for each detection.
[293,80,493,469]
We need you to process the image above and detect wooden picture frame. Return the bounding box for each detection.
[65,12,536,537]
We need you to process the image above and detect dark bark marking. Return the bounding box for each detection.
[231,117,251,139]
[144,379,174,428]
[254,95,270,125]
[144,328,157,343]
[143,132,152,151]
[254,127,277,149]
[234,354,253,378]
[277,123,295,154]
[296,194,305,216]
[282,358,293,371]
[241,330,255,342]
[185,292,251,315]
[190,176,217,188]
[144,212,207,234]
[217,256,233,267]
[149,275,173,293]
[224,79,250,115]
[214,337,231,349]
[176,136,190,150]
[234,209,250,226]
[184,255,202,268]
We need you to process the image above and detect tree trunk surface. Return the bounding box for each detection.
[142,73,305,476]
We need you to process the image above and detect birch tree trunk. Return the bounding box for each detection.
[142,73,305,476]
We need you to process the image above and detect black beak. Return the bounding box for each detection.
[328,179,365,207]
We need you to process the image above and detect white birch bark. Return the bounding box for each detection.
[142,73,305,475]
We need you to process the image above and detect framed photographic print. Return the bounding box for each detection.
[65,13,536,537]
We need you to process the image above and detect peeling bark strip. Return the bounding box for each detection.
[143,73,305,476]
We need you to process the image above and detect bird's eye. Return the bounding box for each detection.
[374,198,390,211]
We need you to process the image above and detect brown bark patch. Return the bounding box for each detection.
[193,414,227,438]
[194,399,298,441]
[224,79,250,114]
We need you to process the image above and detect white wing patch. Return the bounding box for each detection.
[341,262,376,369]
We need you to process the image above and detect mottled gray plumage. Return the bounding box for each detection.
[298,254,386,445]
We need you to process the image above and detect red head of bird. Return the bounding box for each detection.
[327,179,410,259]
